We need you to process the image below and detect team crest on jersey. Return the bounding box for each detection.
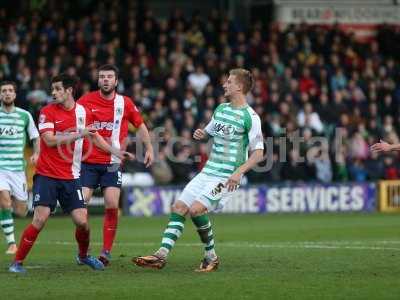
[39,114,46,123]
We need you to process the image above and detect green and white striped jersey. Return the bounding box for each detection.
[202,103,264,178]
[0,105,39,171]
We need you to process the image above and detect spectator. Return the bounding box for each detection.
[187,65,210,96]
[297,102,324,134]
[1,3,400,184]
[348,159,368,182]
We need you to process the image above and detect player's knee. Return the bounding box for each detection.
[14,205,28,217]
[71,209,89,228]
[73,213,88,229]
[75,220,89,230]
[0,192,12,208]
[172,201,189,215]
[32,214,48,229]
[189,204,207,217]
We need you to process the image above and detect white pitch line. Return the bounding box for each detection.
[36,241,400,251]
[377,240,400,244]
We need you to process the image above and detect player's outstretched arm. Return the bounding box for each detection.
[41,130,89,147]
[136,123,154,167]
[91,131,135,160]
[225,149,264,192]
[370,139,400,153]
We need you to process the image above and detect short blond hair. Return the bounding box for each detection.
[229,68,254,94]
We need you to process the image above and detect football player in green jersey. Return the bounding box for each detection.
[0,81,40,254]
[133,69,264,272]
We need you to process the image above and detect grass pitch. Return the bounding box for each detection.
[1,213,400,300]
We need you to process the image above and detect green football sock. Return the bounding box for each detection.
[0,208,15,245]
[157,212,186,257]
[191,214,217,259]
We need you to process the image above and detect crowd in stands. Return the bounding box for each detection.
[1,2,400,185]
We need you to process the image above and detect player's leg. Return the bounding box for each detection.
[9,174,58,273]
[80,162,99,204]
[4,198,29,255]
[59,178,103,270]
[132,200,189,269]
[155,200,189,258]
[82,187,94,204]
[189,201,219,272]
[97,164,122,265]
[100,186,120,264]
[70,207,104,270]
[9,205,50,273]
[9,171,29,217]
[12,199,28,217]
[0,189,17,254]
[2,171,29,254]
[132,174,207,269]
[189,176,227,272]
[71,208,90,259]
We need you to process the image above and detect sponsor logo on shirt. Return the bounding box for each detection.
[0,126,20,136]
[213,122,235,137]
[93,121,114,131]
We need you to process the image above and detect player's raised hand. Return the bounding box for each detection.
[193,129,206,140]
[370,140,393,153]
[144,148,154,168]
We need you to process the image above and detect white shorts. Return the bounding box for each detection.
[178,172,235,211]
[0,170,28,201]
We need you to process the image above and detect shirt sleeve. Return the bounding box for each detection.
[26,112,39,140]
[205,104,224,136]
[38,107,55,134]
[248,112,264,151]
[125,97,144,128]
[204,117,215,136]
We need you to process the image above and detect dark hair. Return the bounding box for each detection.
[98,64,119,79]
[51,73,78,92]
[0,81,17,92]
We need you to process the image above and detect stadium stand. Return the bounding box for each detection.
[1,2,400,185]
